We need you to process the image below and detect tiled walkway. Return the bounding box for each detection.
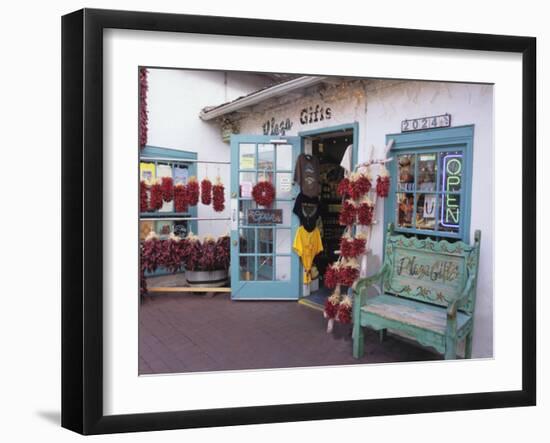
[139,292,439,374]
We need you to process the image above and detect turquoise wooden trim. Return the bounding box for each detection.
[230,135,301,300]
[384,125,474,243]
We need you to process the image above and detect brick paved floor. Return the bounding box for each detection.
[139,292,440,374]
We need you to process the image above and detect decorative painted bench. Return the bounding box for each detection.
[352,224,481,360]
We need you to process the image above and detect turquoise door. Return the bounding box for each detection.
[230,135,301,300]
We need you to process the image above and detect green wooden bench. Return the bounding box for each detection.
[353,224,481,360]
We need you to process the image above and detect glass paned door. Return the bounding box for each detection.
[230,135,300,299]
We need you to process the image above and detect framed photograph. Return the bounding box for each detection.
[61,8,536,435]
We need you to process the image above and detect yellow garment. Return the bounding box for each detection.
[293,226,323,284]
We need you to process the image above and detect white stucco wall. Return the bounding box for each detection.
[146,68,270,237]
[235,79,494,358]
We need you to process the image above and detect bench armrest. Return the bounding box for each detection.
[447,274,475,320]
[353,263,390,307]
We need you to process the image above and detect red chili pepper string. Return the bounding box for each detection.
[173,184,188,213]
[376,175,391,198]
[160,177,174,202]
[201,178,212,205]
[187,178,199,206]
[149,182,163,211]
[140,180,149,212]
[212,181,225,212]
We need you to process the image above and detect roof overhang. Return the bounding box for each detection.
[199,75,327,121]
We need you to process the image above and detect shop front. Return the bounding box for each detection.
[141,70,493,359]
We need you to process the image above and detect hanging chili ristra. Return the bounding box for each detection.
[337,177,351,198]
[336,295,353,324]
[212,177,225,212]
[349,171,372,199]
[140,180,149,212]
[173,183,188,213]
[356,196,374,225]
[186,177,200,206]
[338,199,356,226]
[200,177,212,205]
[160,176,174,202]
[324,291,341,319]
[149,180,163,211]
[376,165,391,198]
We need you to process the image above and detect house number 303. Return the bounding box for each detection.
[401,114,451,132]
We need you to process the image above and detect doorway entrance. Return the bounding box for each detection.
[298,124,358,306]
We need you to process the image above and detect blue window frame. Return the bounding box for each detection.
[384,125,474,241]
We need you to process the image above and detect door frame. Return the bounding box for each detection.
[229,134,302,300]
[297,122,359,297]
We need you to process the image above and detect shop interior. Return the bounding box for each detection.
[306,129,353,301]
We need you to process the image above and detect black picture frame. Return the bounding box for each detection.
[61,8,536,435]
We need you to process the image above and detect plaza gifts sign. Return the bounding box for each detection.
[440,153,463,229]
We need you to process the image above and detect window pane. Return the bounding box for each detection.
[239,199,257,225]
[276,173,293,199]
[258,144,275,171]
[276,228,291,254]
[439,151,463,193]
[276,144,292,170]
[275,256,291,281]
[275,200,292,226]
[240,256,256,281]
[239,143,256,170]
[418,153,437,191]
[416,193,436,231]
[397,154,416,192]
[239,227,255,253]
[239,172,256,198]
[257,256,274,281]
[258,228,273,253]
[438,193,461,234]
[396,192,414,228]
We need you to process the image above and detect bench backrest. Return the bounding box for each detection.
[383,225,481,315]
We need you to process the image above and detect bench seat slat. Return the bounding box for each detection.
[362,294,471,335]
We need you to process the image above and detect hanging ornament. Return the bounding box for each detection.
[160,176,174,202]
[339,199,356,226]
[173,183,188,213]
[252,179,276,207]
[336,295,353,324]
[376,165,391,198]
[149,180,163,211]
[201,177,212,205]
[349,171,372,199]
[324,291,341,319]
[187,176,200,206]
[212,176,225,212]
[140,180,149,212]
[356,196,374,225]
[337,177,351,198]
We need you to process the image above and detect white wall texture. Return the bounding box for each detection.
[146,68,270,237]
[147,73,494,358]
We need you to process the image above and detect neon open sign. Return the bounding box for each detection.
[440,153,462,228]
